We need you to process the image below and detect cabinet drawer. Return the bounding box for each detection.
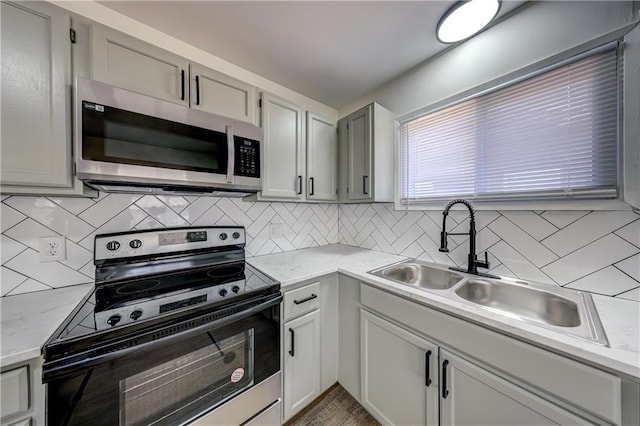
[361,283,622,424]
[1,366,29,421]
[283,282,320,321]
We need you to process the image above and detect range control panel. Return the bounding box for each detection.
[94,227,246,262]
[234,136,260,178]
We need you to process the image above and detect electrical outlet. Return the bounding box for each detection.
[39,236,66,262]
[269,223,283,238]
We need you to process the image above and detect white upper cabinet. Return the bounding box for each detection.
[1,1,91,196]
[91,25,259,125]
[306,112,337,201]
[91,25,189,106]
[338,103,395,203]
[190,63,258,125]
[260,92,305,200]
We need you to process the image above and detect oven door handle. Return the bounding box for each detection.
[42,294,282,383]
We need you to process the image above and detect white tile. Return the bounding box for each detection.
[542,211,638,257]
[542,234,639,285]
[391,228,422,254]
[134,216,165,230]
[488,217,558,267]
[416,234,453,266]
[4,197,94,243]
[1,235,27,264]
[540,211,589,228]
[78,206,148,250]
[489,241,554,284]
[617,287,640,302]
[615,254,640,281]
[79,194,141,227]
[1,267,28,296]
[79,262,95,279]
[6,279,52,296]
[247,207,276,238]
[499,211,558,240]
[488,263,518,280]
[156,196,190,213]
[192,205,225,226]
[48,196,96,215]
[1,195,8,201]
[614,219,640,248]
[1,203,26,232]
[565,267,640,296]
[180,198,217,223]
[134,196,189,227]
[400,241,426,259]
[5,249,92,288]
[3,218,58,250]
[60,240,93,271]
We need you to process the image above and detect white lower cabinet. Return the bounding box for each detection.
[440,350,585,426]
[1,358,43,426]
[360,309,439,426]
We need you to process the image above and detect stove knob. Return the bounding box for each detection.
[219,233,228,241]
[106,314,122,327]
[232,285,240,293]
[130,310,143,320]
[106,241,121,251]
[219,288,228,297]
[232,232,240,239]
[129,239,142,249]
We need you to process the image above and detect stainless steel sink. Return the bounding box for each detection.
[369,261,463,290]
[455,279,580,327]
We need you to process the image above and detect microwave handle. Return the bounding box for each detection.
[226,125,234,183]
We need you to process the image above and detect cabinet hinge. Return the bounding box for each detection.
[258,98,262,108]
[69,28,77,44]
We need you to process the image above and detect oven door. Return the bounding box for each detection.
[45,295,281,426]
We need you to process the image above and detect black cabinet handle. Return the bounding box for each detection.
[442,360,450,398]
[425,350,432,387]
[297,175,302,195]
[363,175,369,195]
[309,177,315,196]
[180,69,185,101]
[293,294,317,305]
[288,328,295,357]
[195,75,200,105]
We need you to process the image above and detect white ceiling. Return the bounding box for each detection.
[99,1,525,109]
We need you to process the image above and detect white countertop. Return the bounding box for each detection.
[248,244,640,379]
[1,244,638,380]
[1,284,93,367]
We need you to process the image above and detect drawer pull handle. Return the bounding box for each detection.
[425,350,432,387]
[442,359,450,398]
[180,69,185,101]
[293,294,317,305]
[195,75,201,105]
[289,328,295,357]
[297,175,303,195]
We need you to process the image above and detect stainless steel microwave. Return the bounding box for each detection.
[74,78,261,197]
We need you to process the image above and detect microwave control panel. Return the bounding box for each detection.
[234,136,260,178]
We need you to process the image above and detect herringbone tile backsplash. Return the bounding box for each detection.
[1,194,638,300]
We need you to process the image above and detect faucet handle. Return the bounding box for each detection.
[476,251,490,269]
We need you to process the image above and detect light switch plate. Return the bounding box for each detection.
[40,236,66,262]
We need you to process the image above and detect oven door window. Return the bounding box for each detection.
[121,330,253,426]
[81,101,228,174]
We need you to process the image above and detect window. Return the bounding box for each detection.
[400,46,621,205]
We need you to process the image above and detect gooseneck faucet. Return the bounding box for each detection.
[438,199,498,278]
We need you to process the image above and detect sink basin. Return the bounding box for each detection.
[370,262,463,290]
[455,279,580,327]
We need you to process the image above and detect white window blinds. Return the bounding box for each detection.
[400,47,621,204]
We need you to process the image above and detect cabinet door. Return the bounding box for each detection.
[91,25,189,106]
[306,112,337,201]
[190,64,257,125]
[440,350,587,426]
[347,105,372,200]
[261,92,304,200]
[360,309,438,426]
[284,310,320,421]
[1,1,71,187]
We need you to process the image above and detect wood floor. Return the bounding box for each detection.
[284,384,380,426]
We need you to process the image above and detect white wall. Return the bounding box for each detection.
[339,1,635,118]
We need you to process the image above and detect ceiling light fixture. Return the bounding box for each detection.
[436,0,501,44]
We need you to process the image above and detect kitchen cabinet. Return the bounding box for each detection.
[0,358,45,426]
[282,276,339,422]
[1,1,91,196]
[338,274,361,401]
[259,93,337,202]
[360,309,439,426]
[91,25,258,125]
[440,349,585,425]
[359,282,628,425]
[338,103,395,202]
